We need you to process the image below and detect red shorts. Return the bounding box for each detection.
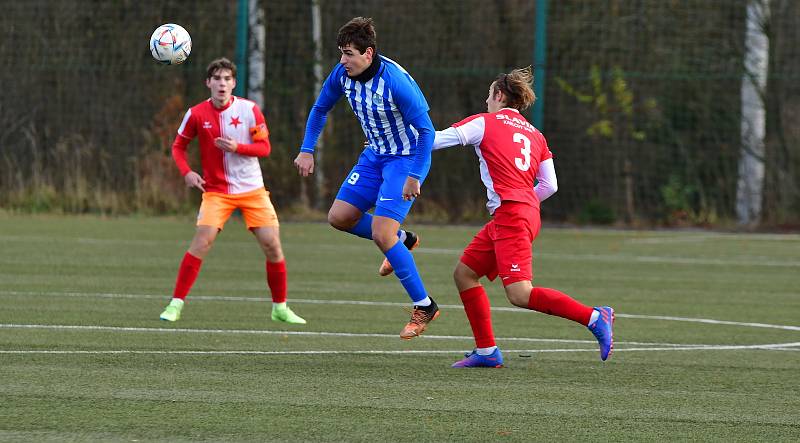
[460,201,541,286]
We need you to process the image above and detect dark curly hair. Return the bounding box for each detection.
[337,17,376,54]
[206,57,237,79]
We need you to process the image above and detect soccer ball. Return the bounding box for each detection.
[150,23,192,65]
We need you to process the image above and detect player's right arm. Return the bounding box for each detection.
[432,114,486,151]
[294,65,345,176]
[432,127,463,150]
[172,108,206,192]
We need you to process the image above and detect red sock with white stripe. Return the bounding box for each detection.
[266,260,287,304]
[172,252,202,300]
[528,287,594,326]
[460,286,496,348]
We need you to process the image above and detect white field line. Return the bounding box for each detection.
[3,324,800,353]
[2,342,799,356]
[413,247,800,268]
[625,233,800,244]
[536,252,799,268]
[618,314,800,332]
[3,290,800,332]
[2,234,798,267]
[0,323,699,347]
[624,234,723,244]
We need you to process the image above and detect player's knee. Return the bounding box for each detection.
[453,262,479,290]
[504,282,533,308]
[372,231,395,251]
[259,237,282,258]
[189,238,214,257]
[453,266,467,285]
[506,292,527,308]
[262,245,283,261]
[327,209,356,231]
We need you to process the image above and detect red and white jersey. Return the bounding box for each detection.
[451,108,553,214]
[173,96,271,194]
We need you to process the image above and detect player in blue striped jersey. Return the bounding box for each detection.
[294,17,439,339]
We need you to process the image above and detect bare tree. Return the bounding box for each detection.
[736,0,770,227]
[248,0,266,108]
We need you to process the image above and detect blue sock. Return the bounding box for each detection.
[384,241,427,303]
[347,213,373,240]
[347,213,405,242]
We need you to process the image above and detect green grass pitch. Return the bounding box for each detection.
[0,213,798,441]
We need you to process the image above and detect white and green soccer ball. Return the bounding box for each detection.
[150,23,192,65]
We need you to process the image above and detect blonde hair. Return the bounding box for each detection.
[492,66,536,111]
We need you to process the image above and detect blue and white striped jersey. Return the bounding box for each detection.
[300,56,433,177]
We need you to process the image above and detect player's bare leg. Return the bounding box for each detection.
[253,226,305,325]
[160,225,219,321]
[326,199,416,276]
[371,215,401,252]
[187,225,219,259]
[327,199,362,232]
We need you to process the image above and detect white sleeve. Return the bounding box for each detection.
[535,158,558,202]
[453,116,486,147]
[432,127,463,150]
[176,108,193,137]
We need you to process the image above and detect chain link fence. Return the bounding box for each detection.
[1,0,798,227]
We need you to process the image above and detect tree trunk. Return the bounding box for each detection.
[311,0,326,210]
[247,0,265,107]
[736,0,770,227]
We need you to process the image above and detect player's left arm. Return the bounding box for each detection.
[400,112,433,200]
[535,136,558,201]
[535,159,558,202]
[229,104,271,157]
[406,112,434,181]
[392,76,433,181]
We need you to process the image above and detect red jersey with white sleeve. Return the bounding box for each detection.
[172,96,272,194]
[450,108,553,214]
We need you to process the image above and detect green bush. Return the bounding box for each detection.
[577,199,616,225]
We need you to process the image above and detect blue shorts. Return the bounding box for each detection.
[335,148,430,223]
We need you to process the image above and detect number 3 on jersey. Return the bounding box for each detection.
[513,132,531,172]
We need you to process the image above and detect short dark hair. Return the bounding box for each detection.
[493,66,536,111]
[206,57,237,79]
[337,17,376,54]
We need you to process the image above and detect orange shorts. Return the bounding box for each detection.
[197,187,279,230]
[460,201,541,286]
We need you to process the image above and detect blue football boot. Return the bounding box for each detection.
[588,306,615,361]
[451,348,504,368]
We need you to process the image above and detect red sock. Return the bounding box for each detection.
[528,287,594,326]
[460,286,496,348]
[266,260,287,303]
[172,252,202,300]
